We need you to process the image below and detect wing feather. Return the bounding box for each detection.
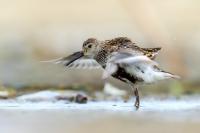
[42,51,101,69]
[103,52,157,79]
[66,58,101,69]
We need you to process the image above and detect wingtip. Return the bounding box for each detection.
[40,58,63,64]
[172,75,181,79]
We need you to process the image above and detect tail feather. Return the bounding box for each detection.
[154,66,180,80]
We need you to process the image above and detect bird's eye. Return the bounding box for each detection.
[88,44,92,48]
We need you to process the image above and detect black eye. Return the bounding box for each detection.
[88,44,92,48]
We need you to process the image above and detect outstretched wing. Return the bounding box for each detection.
[65,58,101,69]
[103,52,180,82]
[103,52,157,79]
[42,51,101,69]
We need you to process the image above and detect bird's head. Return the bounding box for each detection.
[82,38,99,57]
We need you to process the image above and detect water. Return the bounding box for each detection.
[0,97,200,133]
[0,98,200,119]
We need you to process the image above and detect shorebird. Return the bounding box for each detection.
[46,37,180,109]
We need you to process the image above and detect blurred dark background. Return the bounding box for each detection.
[0,0,200,97]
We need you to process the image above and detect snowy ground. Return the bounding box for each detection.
[0,96,200,133]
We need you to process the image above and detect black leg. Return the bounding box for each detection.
[134,87,140,110]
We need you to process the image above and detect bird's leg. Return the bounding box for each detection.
[134,87,140,110]
[128,83,140,110]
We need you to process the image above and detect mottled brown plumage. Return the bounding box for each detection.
[91,37,161,69]
[99,37,161,60]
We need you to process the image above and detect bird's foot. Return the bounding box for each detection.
[134,97,140,110]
